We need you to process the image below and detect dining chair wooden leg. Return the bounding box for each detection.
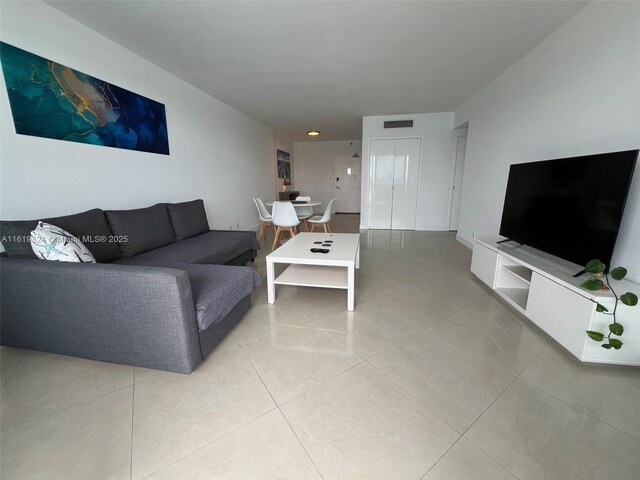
[272,227,282,251]
[290,227,297,237]
[323,223,329,233]
[326,222,332,233]
[258,222,267,241]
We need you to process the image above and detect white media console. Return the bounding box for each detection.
[471,238,640,366]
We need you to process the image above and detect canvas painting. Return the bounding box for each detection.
[0,42,170,155]
[277,149,291,179]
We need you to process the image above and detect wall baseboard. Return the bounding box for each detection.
[456,233,473,249]
[359,224,454,232]
[415,225,450,231]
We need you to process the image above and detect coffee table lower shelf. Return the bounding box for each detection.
[274,264,348,289]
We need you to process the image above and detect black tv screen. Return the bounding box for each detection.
[499,150,638,268]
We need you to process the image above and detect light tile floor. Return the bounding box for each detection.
[1,214,639,479]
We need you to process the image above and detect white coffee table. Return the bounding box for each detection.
[266,232,360,311]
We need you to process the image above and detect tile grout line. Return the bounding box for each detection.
[365,335,547,480]
[278,408,326,480]
[236,344,279,407]
[398,305,546,379]
[518,375,640,444]
[232,303,317,350]
[439,344,553,480]
[342,299,471,363]
[275,358,365,410]
[315,306,448,360]
[418,436,466,480]
[363,359,461,435]
[310,289,472,363]
[234,305,368,410]
[237,342,326,480]
[94,383,134,400]
[138,406,281,480]
[0,351,26,391]
[134,349,281,479]
[0,366,17,392]
[0,382,135,434]
[129,367,136,480]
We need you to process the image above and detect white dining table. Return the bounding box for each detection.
[265,201,321,208]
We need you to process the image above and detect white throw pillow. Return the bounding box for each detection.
[30,222,96,263]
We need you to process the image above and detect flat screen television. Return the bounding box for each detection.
[499,149,638,269]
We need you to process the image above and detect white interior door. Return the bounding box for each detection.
[368,139,396,229]
[391,138,421,230]
[335,155,361,213]
[449,135,467,230]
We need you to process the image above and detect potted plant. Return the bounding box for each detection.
[582,259,638,350]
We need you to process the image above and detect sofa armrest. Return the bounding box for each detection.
[0,258,202,373]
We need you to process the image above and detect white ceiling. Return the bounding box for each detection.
[47,1,587,142]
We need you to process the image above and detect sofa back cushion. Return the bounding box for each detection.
[0,209,121,262]
[105,203,176,258]
[166,199,210,241]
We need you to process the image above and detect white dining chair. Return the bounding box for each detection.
[271,201,301,250]
[253,198,275,242]
[295,195,313,230]
[307,199,335,233]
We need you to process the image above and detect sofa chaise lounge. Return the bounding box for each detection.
[0,199,261,373]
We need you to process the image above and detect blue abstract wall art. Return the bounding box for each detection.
[0,42,170,155]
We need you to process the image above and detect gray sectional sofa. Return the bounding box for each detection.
[0,200,261,373]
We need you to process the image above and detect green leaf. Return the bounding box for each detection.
[610,267,627,281]
[581,278,604,291]
[609,323,624,336]
[609,339,623,350]
[620,292,638,306]
[595,303,609,313]
[586,331,604,341]
[585,259,606,274]
[601,343,613,349]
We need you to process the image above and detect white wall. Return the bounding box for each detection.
[293,140,362,213]
[0,1,275,232]
[273,135,293,195]
[455,2,640,281]
[361,113,455,230]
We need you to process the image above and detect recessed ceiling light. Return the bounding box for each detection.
[307,130,320,136]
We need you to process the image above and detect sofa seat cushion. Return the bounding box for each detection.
[117,259,261,331]
[167,199,210,241]
[105,203,176,258]
[1,209,121,262]
[118,230,260,265]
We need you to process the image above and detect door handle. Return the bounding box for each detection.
[336,186,341,189]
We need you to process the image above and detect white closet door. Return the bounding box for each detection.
[368,139,396,229]
[391,138,421,230]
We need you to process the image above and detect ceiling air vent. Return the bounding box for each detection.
[383,119,414,129]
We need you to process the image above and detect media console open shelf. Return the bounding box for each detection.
[471,237,640,366]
